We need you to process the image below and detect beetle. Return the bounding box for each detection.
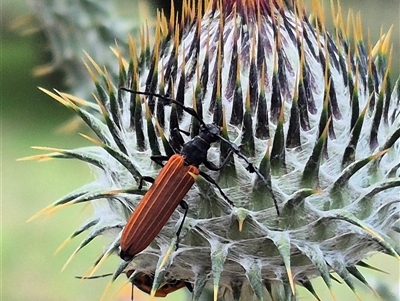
[119,88,278,261]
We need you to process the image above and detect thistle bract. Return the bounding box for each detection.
[27,0,400,300]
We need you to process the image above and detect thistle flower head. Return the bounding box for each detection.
[27,0,400,300]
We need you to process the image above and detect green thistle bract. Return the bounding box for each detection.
[27,0,400,300]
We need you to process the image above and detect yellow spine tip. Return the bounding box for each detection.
[33,64,55,77]
[159,245,174,270]
[188,171,199,180]
[89,253,110,278]
[238,219,244,232]
[354,291,363,301]
[79,133,103,146]
[286,267,295,294]
[83,50,103,75]
[149,290,157,301]
[99,282,114,301]
[330,290,337,301]
[26,204,57,222]
[61,249,78,272]
[55,237,73,255]
[213,285,219,301]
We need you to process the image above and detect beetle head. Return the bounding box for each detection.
[199,123,222,143]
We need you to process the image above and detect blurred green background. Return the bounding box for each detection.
[1,0,399,301]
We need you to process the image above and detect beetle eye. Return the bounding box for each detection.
[207,125,220,135]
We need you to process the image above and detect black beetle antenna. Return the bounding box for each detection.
[119,88,206,127]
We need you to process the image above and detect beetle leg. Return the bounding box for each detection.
[215,140,280,215]
[150,155,169,167]
[217,137,266,178]
[172,127,190,138]
[175,200,189,250]
[185,282,193,293]
[170,128,186,152]
[224,146,280,215]
[75,273,113,279]
[221,138,256,169]
[138,176,155,190]
[203,149,234,171]
[198,171,234,206]
[203,160,219,171]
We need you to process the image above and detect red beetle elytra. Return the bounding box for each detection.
[120,154,200,259]
[119,89,277,261]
